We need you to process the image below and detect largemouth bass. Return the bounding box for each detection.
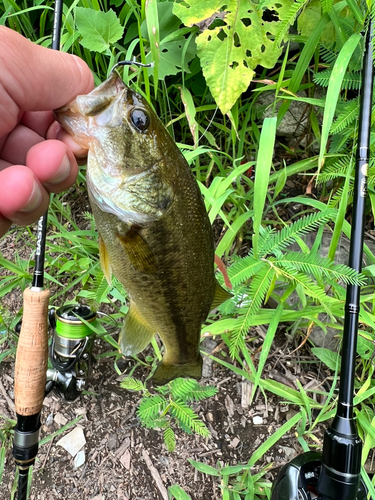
[55,70,230,385]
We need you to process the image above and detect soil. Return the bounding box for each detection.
[0,180,332,500]
[0,314,328,500]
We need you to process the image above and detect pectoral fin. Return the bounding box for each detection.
[119,305,155,356]
[152,356,203,386]
[98,233,112,286]
[211,279,232,310]
[117,228,157,274]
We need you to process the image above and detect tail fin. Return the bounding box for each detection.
[119,305,155,356]
[152,355,203,386]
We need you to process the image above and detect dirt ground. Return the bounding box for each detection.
[0,320,328,500]
[0,180,327,500]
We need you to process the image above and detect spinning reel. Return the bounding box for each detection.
[46,304,98,401]
[271,452,367,500]
[16,303,117,402]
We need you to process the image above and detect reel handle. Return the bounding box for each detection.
[14,288,50,416]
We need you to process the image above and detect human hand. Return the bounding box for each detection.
[0,26,94,238]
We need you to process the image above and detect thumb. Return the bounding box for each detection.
[0,26,94,113]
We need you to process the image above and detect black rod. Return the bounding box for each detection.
[337,19,374,419]
[317,20,374,500]
[32,0,62,288]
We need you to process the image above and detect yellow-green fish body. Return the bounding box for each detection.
[55,72,230,385]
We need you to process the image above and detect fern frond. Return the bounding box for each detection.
[259,211,336,257]
[229,266,275,358]
[319,45,338,65]
[120,377,146,392]
[317,157,352,184]
[321,0,334,14]
[94,271,111,304]
[146,416,169,429]
[170,379,217,402]
[314,69,361,90]
[170,401,210,437]
[276,268,332,313]
[275,0,309,47]
[228,253,264,286]
[275,251,366,285]
[138,395,166,423]
[328,182,354,208]
[164,427,176,452]
[186,386,218,402]
[329,129,354,154]
[170,379,197,400]
[330,99,359,134]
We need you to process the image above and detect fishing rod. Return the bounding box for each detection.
[271,18,374,500]
[12,1,63,498]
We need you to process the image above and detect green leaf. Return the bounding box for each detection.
[188,459,220,476]
[252,303,284,402]
[0,446,5,485]
[145,0,159,93]
[248,412,302,466]
[253,116,277,256]
[120,377,146,392]
[170,401,210,437]
[164,427,176,452]
[138,395,166,424]
[146,35,196,79]
[319,32,361,170]
[168,484,192,500]
[173,0,293,114]
[311,347,341,371]
[75,7,124,53]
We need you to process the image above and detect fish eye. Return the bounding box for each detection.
[130,109,150,132]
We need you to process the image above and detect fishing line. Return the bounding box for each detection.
[110,59,154,76]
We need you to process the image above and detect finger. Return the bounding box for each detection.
[47,121,88,159]
[0,165,49,225]
[0,159,11,172]
[0,26,94,135]
[20,111,55,138]
[26,140,78,193]
[1,124,43,165]
[0,214,11,238]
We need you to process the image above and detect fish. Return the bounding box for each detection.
[54,70,231,385]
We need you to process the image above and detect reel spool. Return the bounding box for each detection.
[46,305,97,401]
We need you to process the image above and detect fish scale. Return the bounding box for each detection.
[55,70,231,385]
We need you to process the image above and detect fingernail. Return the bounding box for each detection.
[19,182,42,213]
[49,154,71,184]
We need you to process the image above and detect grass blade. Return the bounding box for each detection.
[251,303,284,402]
[253,117,277,256]
[248,412,302,466]
[145,0,160,96]
[319,33,361,171]
[328,157,353,260]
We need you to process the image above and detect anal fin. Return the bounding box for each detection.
[119,305,155,356]
[211,279,232,310]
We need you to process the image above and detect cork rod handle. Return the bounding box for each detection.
[14,288,50,416]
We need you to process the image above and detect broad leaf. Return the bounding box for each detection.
[311,347,340,371]
[146,35,196,79]
[173,0,293,113]
[75,7,124,53]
